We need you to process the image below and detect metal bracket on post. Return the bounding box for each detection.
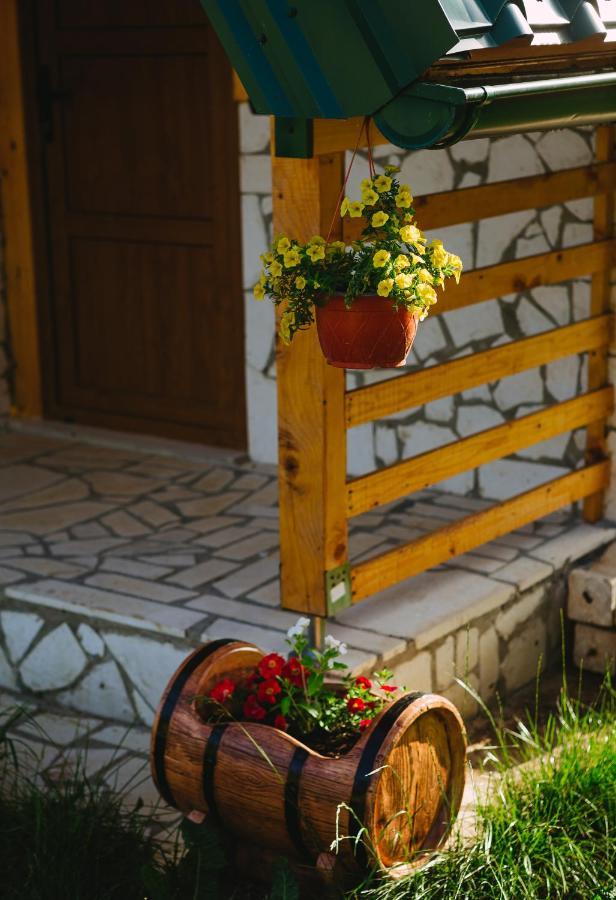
[325,562,352,617]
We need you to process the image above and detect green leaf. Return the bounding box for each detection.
[269,857,299,900]
[280,696,291,715]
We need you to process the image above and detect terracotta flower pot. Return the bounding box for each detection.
[316,294,418,369]
[150,640,467,884]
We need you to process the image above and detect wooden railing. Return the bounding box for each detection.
[273,126,615,619]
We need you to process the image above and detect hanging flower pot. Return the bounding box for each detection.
[254,163,463,369]
[316,294,418,369]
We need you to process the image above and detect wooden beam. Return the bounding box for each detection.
[342,161,616,238]
[0,0,42,416]
[346,314,611,428]
[232,71,249,103]
[347,387,613,517]
[584,125,615,522]
[313,116,389,157]
[433,240,616,316]
[351,461,610,603]
[274,153,348,617]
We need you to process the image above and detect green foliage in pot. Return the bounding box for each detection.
[254,166,463,344]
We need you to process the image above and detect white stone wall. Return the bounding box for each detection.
[238,105,599,500]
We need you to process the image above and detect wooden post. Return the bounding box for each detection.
[273,151,349,617]
[584,124,615,522]
[0,0,43,417]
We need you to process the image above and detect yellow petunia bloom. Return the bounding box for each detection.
[374,174,392,193]
[395,190,413,209]
[399,183,412,196]
[448,253,463,283]
[384,164,401,174]
[430,240,449,268]
[377,278,394,297]
[371,211,389,228]
[418,268,434,284]
[260,251,274,265]
[284,249,301,268]
[399,224,423,245]
[416,283,438,305]
[277,237,291,255]
[348,201,365,218]
[361,178,374,191]
[395,272,414,290]
[327,241,346,255]
[270,260,282,277]
[279,310,295,345]
[362,188,379,206]
[306,244,326,262]
[253,282,265,300]
[340,197,350,217]
[393,254,410,270]
[309,235,326,245]
[295,276,306,290]
[373,249,391,268]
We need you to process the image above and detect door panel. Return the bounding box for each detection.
[37,1,246,448]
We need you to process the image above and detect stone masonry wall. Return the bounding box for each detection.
[239,106,598,500]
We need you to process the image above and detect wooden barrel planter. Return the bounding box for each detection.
[150,639,467,882]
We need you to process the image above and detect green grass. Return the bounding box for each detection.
[1,671,614,899]
[351,673,616,900]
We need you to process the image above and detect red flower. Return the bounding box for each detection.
[355,676,372,690]
[208,678,235,704]
[282,657,305,686]
[359,718,373,731]
[257,678,282,705]
[243,695,266,721]
[274,714,288,732]
[258,653,285,679]
[381,685,398,693]
[347,696,366,714]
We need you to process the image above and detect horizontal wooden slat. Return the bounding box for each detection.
[351,461,610,602]
[347,387,613,517]
[435,239,616,315]
[346,314,611,428]
[342,161,616,237]
[313,116,389,156]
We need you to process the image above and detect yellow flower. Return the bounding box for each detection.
[362,188,379,206]
[309,235,326,245]
[393,254,410,270]
[260,251,274,264]
[269,260,282,277]
[279,310,295,345]
[295,276,306,290]
[416,283,438,305]
[340,197,350,216]
[361,178,374,191]
[384,164,400,174]
[371,211,389,228]
[284,248,301,268]
[253,282,265,300]
[395,272,414,290]
[395,190,413,209]
[373,249,391,268]
[374,174,392,193]
[348,201,365,218]
[418,268,434,284]
[306,244,325,262]
[399,224,423,245]
[277,237,291,255]
[411,253,424,266]
[448,253,463,283]
[400,183,412,195]
[327,241,346,255]
[430,240,448,268]
[377,278,394,297]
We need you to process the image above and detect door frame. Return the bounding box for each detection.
[0,0,248,448]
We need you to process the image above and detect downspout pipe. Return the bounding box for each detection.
[374,71,616,150]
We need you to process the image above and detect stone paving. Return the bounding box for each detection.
[0,426,614,728]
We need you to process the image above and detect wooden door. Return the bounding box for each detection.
[35,0,246,448]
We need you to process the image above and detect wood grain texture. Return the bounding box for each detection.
[351,461,610,602]
[0,0,43,416]
[584,125,615,522]
[347,387,613,517]
[274,154,348,616]
[342,161,616,238]
[346,314,611,428]
[150,641,467,877]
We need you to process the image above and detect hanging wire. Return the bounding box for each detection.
[325,115,374,242]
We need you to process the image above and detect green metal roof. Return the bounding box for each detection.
[201,1,616,152]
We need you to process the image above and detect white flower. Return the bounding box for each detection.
[324,635,348,655]
[287,616,310,639]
